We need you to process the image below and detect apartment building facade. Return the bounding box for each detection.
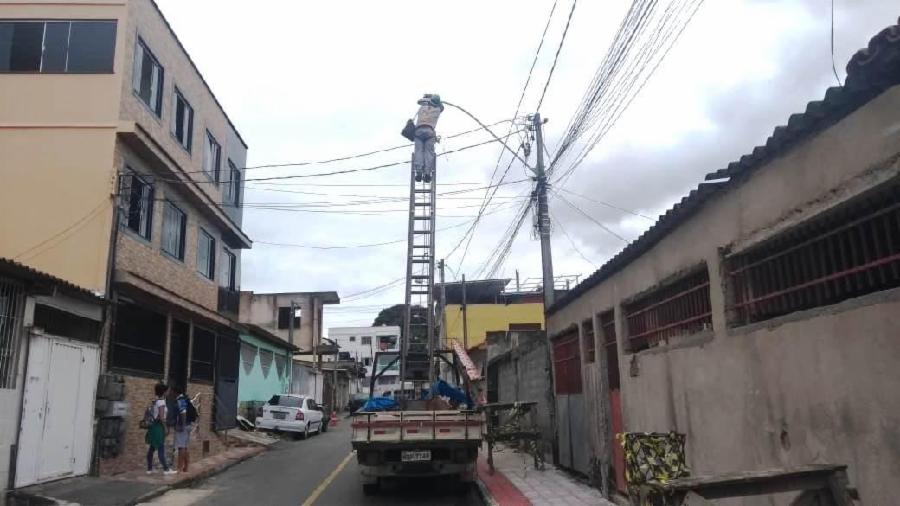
[326,326,400,395]
[239,291,340,354]
[1,0,251,479]
[545,21,900,504]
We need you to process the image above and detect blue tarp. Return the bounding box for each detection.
[359,397,399,412]
[430,379,474,409]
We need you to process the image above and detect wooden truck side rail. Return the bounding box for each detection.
[351,410,484,443]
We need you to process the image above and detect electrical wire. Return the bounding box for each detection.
[557,187,655,221]
[830,0,843,87]
[14,199,110,261]
[442,101,532,169]
[551,210,598,269]
[554,191,629,243]
[536,0,578,111]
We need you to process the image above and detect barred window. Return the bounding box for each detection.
[599,309,620,389]
[119,171,154,240]
[624,268,712,352]
[581,319,595,364]
[0,278,25,389]
[727,183,900,326]
[111,302,165,375]
[552,330,582,395]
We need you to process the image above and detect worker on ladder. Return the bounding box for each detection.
[402,93,444,182]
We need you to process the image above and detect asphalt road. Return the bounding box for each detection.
[142,420,483,506]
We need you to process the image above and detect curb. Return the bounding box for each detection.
[125,446,266,506]
[474,477,499,506]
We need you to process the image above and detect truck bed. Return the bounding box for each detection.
[351,410,483,443]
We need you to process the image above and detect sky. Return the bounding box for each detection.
[156,0,898,330]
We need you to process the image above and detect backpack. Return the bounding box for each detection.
[166,398,179,427]
[140,401,157,429]
[185,398,198,425]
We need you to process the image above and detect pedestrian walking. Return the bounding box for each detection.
[143,382,176,475]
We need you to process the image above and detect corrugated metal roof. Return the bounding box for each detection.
[548,18,900,316]
[0,257,101,301]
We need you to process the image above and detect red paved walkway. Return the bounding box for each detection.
[477,456,532,505]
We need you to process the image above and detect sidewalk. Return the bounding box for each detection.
[9,446,264,506]
[476,448,614,506]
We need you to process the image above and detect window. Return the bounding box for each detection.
[0,20,116,73]
[190,327,215,382]
[110,302,166,375]
[268,395,302,408]
[361,336,371,346]
[172,88,194,151]
[581,319,595,364]
[624,268,711,352]
[552,330,582,395]
[118,172,154,240]
[220,249,237,290]
[727,183,900,326]
[277,306,301,329]
[224,161,241,207]
[161,201,187,260]
[0,278,25,389]
[132,38,163,116]
[599,309,620,390]
[349,336,356,342]
[197,228,216,280]
[202,131,221,182]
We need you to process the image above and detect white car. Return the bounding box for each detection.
[255,394,326,439]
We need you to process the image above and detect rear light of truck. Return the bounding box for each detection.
[295,411,305,421]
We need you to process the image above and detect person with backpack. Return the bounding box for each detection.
[172,385,197,472]
[144,383,176,475]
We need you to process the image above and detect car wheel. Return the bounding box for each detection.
[301,424,309,440]
[362,481,379,496]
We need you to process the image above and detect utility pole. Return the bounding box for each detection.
[461,274,469,350]
[531,113,555,311]
[438,259,447,351]
[288,300,296,347]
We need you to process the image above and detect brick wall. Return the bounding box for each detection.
[99,375,228,475]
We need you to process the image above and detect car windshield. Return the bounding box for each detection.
[268,395,303,408]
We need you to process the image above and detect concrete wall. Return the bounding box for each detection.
[0,0,128,294]
[445,303,544,349]
[239,293,328,353]
[486,331,555,455]
[238,333,291,404]
[546,84,900,504]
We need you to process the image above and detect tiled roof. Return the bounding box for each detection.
[548,18,900,316]
[0,257,100,300]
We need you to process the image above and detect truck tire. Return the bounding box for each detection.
[362,481,379,496]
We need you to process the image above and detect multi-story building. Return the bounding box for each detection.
[326,326,400,395]
[239,291,340,355]
[1,0,251,478]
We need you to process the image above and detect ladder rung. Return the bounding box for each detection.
[413,231,432,235]
[413,203,432,206]
[413,216,432,220]
[412,276,430,280]
[410,291,429,295]
[413,189,432,193]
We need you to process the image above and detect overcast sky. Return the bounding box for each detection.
[156,0,897,330]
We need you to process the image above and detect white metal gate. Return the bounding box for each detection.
[15,335,99,487]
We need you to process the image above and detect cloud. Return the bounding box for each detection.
[155,0,899,327]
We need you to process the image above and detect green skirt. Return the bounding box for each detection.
[145,422,165,448]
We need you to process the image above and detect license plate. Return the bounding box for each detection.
[272,412,286,420]
[401,450,431,462]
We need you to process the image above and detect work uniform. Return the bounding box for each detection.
[412,100,443,182]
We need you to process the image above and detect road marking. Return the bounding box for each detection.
[301,451,354,506]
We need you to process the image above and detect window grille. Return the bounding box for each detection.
[190,327,215,382]
[624,268,712,352]
[599,309,620,389]
[582,319,595,363]
[0,278,24,389]
[111,302,165,375]
[728,184,900,325]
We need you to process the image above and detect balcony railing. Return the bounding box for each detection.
[217,286,240,317]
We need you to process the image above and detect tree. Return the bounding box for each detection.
[373,304,428,340]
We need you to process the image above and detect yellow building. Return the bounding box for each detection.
[438,279,545,350]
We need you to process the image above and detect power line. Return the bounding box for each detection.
[216,119,514,173]
[443,101,532,169]
[830,0,843,87]
[536,0,578,111]
[14,199,109,261]
[557,187,655,221]
[551,210,598,269]
[554,190,629,243]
